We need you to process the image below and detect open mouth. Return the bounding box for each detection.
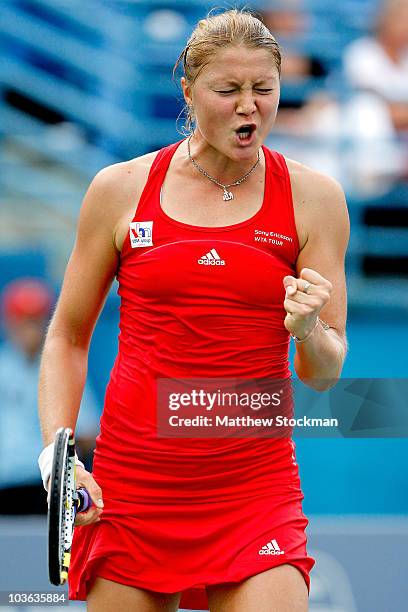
[236,124,256,141]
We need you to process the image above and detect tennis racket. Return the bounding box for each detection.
[48,427,92,586]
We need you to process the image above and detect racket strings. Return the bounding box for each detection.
[62,453,76,553]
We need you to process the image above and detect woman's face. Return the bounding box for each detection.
[182,44,280,162]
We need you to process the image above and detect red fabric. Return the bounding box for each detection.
[68,140,315,608]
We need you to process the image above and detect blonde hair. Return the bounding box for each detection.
[173,8,281,135]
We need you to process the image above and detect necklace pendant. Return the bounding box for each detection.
[223,189,234,201]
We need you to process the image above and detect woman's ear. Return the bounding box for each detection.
[181,76,192,107]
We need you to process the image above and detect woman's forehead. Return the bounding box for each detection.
[201,45,279,82]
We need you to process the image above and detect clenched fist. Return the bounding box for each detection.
[283,268,332,341]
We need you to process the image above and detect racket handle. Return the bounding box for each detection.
[76,488,92,513]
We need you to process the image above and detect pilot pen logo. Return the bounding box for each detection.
[129,221,153,248]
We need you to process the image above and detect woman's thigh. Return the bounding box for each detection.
[87,576,182,612]
[206,564,308,612]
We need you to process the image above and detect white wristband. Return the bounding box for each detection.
[38,441,85,491]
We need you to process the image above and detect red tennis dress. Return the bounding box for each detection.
[69,140,315,610]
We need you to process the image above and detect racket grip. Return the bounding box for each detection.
[77,488,92,513]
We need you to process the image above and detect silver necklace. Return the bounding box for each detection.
[187,134,260,201]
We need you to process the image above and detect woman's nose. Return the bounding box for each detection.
[235,89,257,115]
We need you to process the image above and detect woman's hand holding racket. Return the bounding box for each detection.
[73,464,104,526]
[44,445,104,526]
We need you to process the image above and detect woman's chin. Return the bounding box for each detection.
[229,138,261,163]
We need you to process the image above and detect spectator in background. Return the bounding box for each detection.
[268,86,404,196]
[262,0,406,196]
[0,278,99,514]
[261,0,328,134]
[343,0,408,133]
[262,2,327,83]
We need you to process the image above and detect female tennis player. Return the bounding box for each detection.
[38,9,348,612]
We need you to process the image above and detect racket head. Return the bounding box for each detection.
[48,427,76,586]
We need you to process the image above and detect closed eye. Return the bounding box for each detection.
[215,88,274,95]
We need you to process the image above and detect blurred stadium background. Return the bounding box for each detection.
[1,0,408,610]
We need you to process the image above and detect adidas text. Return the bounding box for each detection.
[259,548,284,556]
[198,259,225,266]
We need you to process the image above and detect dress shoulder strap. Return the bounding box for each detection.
[132,139,184,219]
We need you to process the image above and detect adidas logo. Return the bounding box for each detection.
[198,249,225,266]
[258,539,285,556]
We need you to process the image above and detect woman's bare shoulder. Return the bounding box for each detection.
[284,156,346,208]
[94,149,160,198]
[82,150,160,249]
[283,156,349,251]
